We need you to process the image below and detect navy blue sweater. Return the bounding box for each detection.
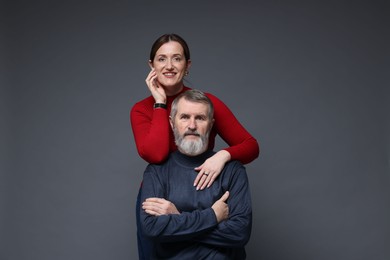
[140,150,252,259]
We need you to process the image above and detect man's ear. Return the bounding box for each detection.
[210,118,215,129]
[169,116,174,130]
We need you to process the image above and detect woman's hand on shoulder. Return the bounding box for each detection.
[145,68,166,103]
[194,150,231,190]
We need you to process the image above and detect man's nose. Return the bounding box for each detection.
[188,118,196,130]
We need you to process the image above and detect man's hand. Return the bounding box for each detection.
[142,198,180,216]
[211,191,230,223]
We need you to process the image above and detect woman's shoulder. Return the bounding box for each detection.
[192,88,221,103]
[202,91,229,110]
[131,95,154,111]
[205,92,217,99]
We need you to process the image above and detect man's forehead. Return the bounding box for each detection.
[176,99,209,115]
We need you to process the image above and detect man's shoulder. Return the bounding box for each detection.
[226,159,245,168]
[145,153,176,170]
[145,160,169,171]
[222,159,246,177]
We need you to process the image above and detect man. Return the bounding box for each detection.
[139,89,252,259]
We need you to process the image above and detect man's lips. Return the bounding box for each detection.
[184,133,200,137]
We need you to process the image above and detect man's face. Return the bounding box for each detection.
[170,99,213,156]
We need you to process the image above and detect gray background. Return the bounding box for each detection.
[2,1,389,260]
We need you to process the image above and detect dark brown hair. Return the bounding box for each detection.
[149,34,191,62]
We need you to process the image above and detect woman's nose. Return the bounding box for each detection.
[166,60,174,69]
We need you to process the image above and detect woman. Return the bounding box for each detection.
[130,33,259,259]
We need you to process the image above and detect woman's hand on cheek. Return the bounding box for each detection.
[145,68,166,103]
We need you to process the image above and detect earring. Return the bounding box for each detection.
[185,71,189,76]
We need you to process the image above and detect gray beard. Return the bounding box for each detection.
[174,130,209,156]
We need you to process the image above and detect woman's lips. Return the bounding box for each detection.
[163,72,176,77]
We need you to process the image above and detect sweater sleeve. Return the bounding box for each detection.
[130,101,170,164]
[207,93,260,164]
[140,165,219,242]
[194,163,252,247]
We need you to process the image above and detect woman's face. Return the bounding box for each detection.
[149,41,191,92]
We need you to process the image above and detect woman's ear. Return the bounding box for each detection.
[186,59,192,71]
[148,60,154,69]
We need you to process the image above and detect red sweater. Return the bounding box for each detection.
[130,87,259,164]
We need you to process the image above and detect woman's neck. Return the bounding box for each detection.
[165,84,184,96]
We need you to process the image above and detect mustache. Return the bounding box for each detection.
[184,131,200,137]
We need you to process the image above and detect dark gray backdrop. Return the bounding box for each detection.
[2,1,389,260]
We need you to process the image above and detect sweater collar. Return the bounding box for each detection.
[172,150,215,168]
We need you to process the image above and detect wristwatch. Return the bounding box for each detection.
[153,103,167,109]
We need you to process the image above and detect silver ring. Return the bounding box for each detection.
[204,172,209,176]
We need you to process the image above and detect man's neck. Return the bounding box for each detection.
[173,150,215,168]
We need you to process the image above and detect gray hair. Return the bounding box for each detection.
[170,89,214,120]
